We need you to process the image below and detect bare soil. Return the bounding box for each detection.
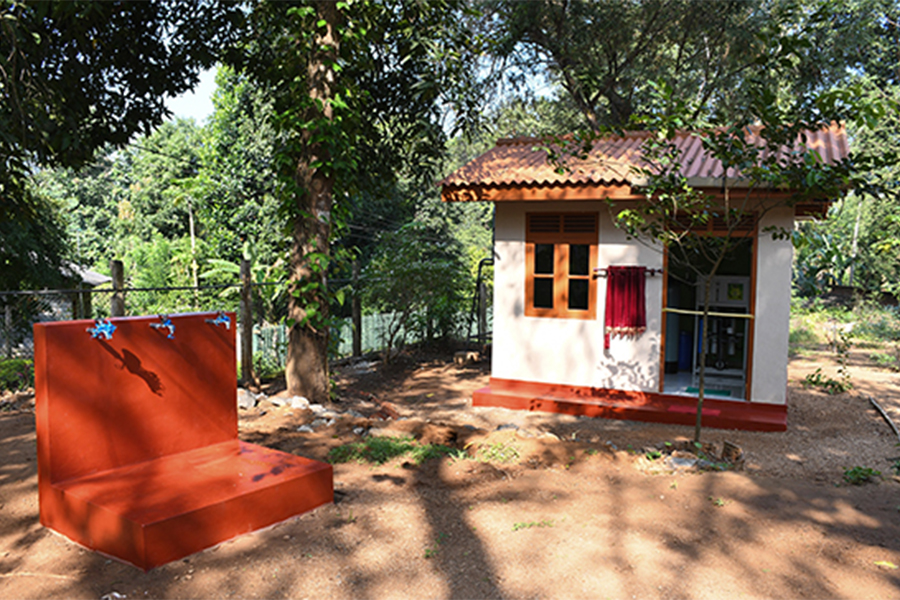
[2,345,900,599]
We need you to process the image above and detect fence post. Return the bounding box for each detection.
[478,280,487,346]
[240,259,255,386]
[4,304,11,359]
[110,259,125,317]
[352,259,362,357]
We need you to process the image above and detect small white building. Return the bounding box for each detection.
[441,126,847,431]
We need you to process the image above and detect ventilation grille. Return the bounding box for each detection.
[527,213,598,235]
[563,214,598,233]
[528,214,562,233]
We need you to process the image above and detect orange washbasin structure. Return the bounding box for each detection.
[34,312,332,570]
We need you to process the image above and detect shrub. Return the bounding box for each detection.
[0,359,34,392]
[842,466,881,485]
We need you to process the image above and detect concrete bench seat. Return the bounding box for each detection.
[34,313,332,570]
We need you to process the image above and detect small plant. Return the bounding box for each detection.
[424,532,449,558]
[870,351,897,369]
[327,436,455,465]
[252,352,283,379]
[645,450,662,460]
[708,496,728,507]
[446,447,471,463]
[476,440,520,464]
[410,443,457,464]
[842,466,881,485]
[0,358,33,392]
[512,519,554,531]
[803,368,852,394]
[834,326,853,391]
[870,344,900,372]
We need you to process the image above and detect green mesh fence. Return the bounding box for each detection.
[2,280,491,373]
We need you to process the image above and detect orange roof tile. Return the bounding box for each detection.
[440,124,849,194]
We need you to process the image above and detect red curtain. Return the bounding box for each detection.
[604,266,647,349]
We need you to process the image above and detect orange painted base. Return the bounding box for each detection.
[34,313,333,570]
[475,378,787,432]
[41,440,332,570]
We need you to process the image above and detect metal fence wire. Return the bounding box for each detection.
[1,279,492,372]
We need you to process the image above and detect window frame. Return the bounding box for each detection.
[524,212,599,320]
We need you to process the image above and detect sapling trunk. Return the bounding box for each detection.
[695,277,712,443]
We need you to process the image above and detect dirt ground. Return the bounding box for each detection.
[2,344,900,599]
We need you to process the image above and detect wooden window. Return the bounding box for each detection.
[525,213,599,319]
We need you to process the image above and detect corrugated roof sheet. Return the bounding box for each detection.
[440,123,849,190]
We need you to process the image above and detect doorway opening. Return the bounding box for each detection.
[662,236,754,400]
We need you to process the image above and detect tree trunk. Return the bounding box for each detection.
[285,0,339,403]
[695,277,712,443]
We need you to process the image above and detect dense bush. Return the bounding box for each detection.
[0,359,34,392]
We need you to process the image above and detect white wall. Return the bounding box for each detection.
[491,202,663,392]
[749,206,793,405]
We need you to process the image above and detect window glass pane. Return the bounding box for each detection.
[569,244,589,276]
[535,244,554,274]
[568,279,589,310]
[533,278,554,308]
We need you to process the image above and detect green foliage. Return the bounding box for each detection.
[0,185,69,291]
[200,244,288,326]
[793,83,900,299]
[194,66,285,269]
[475,439,521,464]
[327,436,455,465]
[253,352,284,379]
[35,119,215,306]
[32,154,125,269]
[0,1,241,169]
[512,520,554,531]
[487,0,899,131]
[0,359,33,391]
[803,368,852,395]
[833,326,854,391]
[1,2,242,292]
[788,325,820,351]
[423,532,449,559]
[851,304,900,342]
[489,0,765,128]
[869,349,900,371]
[362,221,468,356]
[233,0,487,396]
[842,466,881,485]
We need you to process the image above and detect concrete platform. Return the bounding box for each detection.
[474,377,787,432]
